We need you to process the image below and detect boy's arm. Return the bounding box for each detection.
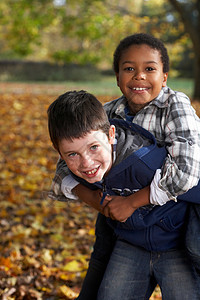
[73,185,103,212]
[103,186,150,222]
[160,99,200,198]
[103,169,172,222]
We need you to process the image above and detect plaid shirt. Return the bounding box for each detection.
[104,86,200,199]
[49,86,200,201]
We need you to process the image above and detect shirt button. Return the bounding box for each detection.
[188,139,194,146]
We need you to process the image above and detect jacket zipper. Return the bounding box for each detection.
[100,182,107,205]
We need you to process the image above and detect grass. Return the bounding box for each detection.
[0,76,194,98]
[46,76,194,98]
[69,76,194,98]
[167,78,194,98]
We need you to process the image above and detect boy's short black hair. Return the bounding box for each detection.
[113,33,169,73]
[48,90,110,152]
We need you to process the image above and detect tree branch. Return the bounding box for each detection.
[168,0,200,50]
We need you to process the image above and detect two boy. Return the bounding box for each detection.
[48,90,200,299]
[48,33,200,299]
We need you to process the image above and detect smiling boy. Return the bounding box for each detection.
[48,90,159,214]
[59,129,114,184]
[115,43,168,114]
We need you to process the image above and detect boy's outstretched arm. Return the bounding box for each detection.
[73,184,103,213]
[103,186,150,222]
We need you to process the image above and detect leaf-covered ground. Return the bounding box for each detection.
[1,83,199,299]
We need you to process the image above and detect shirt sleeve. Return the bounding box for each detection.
[159,94,200,198]
[61,175,79,200]
[48,157,72,202]
[150,169,176,205]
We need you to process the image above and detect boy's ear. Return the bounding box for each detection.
[109,125,116,144]
[162,73,168,87]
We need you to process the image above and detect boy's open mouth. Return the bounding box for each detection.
[132,87,148,91]
[83,166,100,176]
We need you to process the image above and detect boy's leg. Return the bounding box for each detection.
[76,257,108,300]
[77,213,116,300]
[185,204,200,275]
[97,240,156,300]
[154,248,199,299]
[97,240,199,300]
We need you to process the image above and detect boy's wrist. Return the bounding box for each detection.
[127,195,140,210]
[128,186,150,209]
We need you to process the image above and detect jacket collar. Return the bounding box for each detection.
[114,86,170,118]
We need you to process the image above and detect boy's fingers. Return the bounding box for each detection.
[100,192,111,198]
[101,199,110,208]
[104,195,112,201]
[121,218,127,223]
[102,205,110,218]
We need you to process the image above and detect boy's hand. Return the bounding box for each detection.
[102,195,137,222]
[102,186,150,221]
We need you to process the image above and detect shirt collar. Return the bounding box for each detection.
[114,87,169,117]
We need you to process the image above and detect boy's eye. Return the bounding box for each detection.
[146,67,155,71]
[68,152,77,157]
[124,67,134,71]
[91,145,98,151]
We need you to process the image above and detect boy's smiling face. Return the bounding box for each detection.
[116,44,168,114]
[59,127,115,183]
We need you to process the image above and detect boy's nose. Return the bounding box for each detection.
[80,154,93,168]
[133,71,145,80]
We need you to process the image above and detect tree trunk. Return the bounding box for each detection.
[168,0,200,101]
[193,54,200,100]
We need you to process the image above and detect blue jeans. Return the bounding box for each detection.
[97,239,199,300]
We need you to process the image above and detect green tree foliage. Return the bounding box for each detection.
[51,0,142,65]
[0,0,199,98]
[0,0,58,56]
[0,0,188,65]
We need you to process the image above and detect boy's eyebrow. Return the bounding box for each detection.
[62,150,76,155]
[122,60,158,65]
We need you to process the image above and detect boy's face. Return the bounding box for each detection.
[59,127,115,183]
[116,44,168,114]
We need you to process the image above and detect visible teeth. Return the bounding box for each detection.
[133,87,146,90]
[86,167,98,175]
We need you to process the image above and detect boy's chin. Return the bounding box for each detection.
[85,177,102,184]
[83,174,104,184]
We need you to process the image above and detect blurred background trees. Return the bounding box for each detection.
[0,0,199,99]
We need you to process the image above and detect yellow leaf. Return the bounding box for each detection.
[13,101,23,110]
[62,260,82,272]
[59,285,78,299]
[41,249,53,264]
[59,273,70,280]
[88,228,95,236]
[38,157,48,166]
